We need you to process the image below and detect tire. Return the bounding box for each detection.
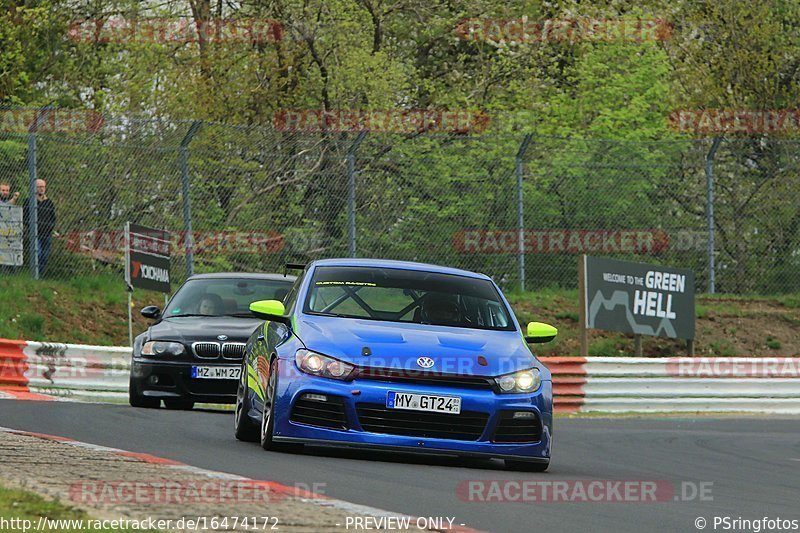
[235,360,259,442]
[260,358,279,450]
[505,459,549,472]
[164,398,195,410]
[128,377,160,409]
[259,358,302,453]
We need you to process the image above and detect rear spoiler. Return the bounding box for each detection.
[284,262,306,277]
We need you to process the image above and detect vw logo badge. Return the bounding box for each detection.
[416,356,434,369]
[217,334,228,341]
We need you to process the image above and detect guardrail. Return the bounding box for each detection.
[2,339,799,413]
[0,339,130,402]
[544,356,800,413]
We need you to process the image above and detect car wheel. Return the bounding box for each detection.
[259,358,279,450]
[128,377,160,408]
[505,459,549,472]
[235,360,259,442]
[164,398,195,410]
[259,358,303,453]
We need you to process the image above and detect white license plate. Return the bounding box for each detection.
[386,391,461,414]
[191,365,241,380]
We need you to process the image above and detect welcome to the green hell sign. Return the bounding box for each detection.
[586,256,695,340]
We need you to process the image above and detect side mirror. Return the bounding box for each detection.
[525,322,557,344]
[141,306,161,320]
[249,300,288,323]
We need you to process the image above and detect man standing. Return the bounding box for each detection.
[24,179,57,276]
[0,182,20,205]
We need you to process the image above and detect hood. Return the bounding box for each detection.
[295,315,544,378]
[148,316,262,344]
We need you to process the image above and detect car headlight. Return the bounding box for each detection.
[141,341,185,357]
[295,349,355,380]
[494,368,541,393]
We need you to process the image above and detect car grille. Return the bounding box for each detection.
[290,395,348,430]
[222,343,246,359]
[492,411,542,443]
[192,342,221,358]
[356,403,488,441]
[356,367,494,390]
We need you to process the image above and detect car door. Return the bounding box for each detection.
[246,273,304,409]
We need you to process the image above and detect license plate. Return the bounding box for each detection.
[386,391,461,414]
[191,365,241,380]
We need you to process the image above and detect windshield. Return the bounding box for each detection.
[303,266,516,331]
[164,278,293,318]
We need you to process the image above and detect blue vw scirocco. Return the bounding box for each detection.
[234,258,557,471]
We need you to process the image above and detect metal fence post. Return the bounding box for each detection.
[516,134,533,292]
[347,132,367,258]
[179,121,203,277]
[26,107,51,279]
[27,127,39,279]
[705,137,722,294]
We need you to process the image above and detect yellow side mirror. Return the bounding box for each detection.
[249,300,287,323]
[525,322,558,343]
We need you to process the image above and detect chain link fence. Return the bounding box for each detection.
[1,108,799,295]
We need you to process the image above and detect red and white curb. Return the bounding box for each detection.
[0,426,484,533]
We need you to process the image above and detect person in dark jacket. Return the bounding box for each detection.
[23,179,57,276]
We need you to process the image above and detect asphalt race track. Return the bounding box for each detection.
[1,400,798,533]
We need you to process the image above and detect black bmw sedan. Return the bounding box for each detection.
[129,272,296,409]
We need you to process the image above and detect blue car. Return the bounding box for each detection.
[234,259,557,471]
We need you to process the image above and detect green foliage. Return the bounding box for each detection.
[766,336,782,350]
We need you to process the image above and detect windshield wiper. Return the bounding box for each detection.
[311,311,364,319]
[223,313,256,318]
[167,313,213,318]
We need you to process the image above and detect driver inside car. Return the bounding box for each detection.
[420,293,462,326]
[197,294,223,315]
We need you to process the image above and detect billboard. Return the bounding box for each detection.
[583,255,695,340]
[125,223,171,293]
[0,205,23,266]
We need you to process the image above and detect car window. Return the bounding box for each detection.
[282,274,304,313]
[164,278,294,317]
[304,266,515,331]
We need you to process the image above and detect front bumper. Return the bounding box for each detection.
[131,359,240,404]
[270,358,552,462]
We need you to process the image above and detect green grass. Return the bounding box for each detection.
[0,484,161,532]
[766,336,782,350]
[708,339,739,356]
[0,272,163,344]
[588,337,622,356]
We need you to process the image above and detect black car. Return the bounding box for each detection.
[129,272,296,410]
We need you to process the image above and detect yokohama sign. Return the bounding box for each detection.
[125,223,171,294]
